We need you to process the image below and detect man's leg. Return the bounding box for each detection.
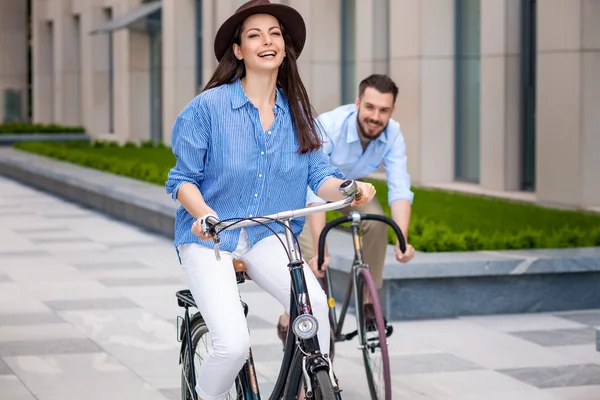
[354,198,387,290]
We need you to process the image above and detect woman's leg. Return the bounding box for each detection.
[178,243,250,400]
[242,234,331,356]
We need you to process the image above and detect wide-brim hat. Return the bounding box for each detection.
[214,0,306,62]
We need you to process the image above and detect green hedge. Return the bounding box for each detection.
[0,122,85,134]
[13,140,600,252]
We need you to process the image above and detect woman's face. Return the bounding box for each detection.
[233,14,286,73]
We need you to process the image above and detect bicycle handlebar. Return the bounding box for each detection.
[200,180,363,260]
[317,213,407,269]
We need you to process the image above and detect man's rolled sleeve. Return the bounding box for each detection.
[165,100,211,201]
[383,132,414,205]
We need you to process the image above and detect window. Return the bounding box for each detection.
[196,0,203,91]
[341,0,356,104]
[454,0,481,182]
[520,0,536,191]
[373,0,389,74]
[104,7,114,133]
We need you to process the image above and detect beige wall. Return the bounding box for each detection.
[390,0,455,186]
[0,0,28,123]
[536,0,600,208]
[479,0,521,191]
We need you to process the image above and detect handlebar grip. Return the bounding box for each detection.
[200,214,219,236]
[355,188,363,201]
[361,214,407,253]
[317,215,352,270]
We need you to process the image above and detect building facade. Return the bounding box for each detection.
[0,0,598,210]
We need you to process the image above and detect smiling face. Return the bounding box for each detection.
[355,87,395,140]
[232,13,286,73]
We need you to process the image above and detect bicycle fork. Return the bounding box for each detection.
[283,221,339,394]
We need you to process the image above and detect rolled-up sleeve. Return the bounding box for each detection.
[307,149,345,197]
[165,99,211,200]
[383,131,414,204]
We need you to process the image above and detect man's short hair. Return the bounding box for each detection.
[358,74,399,103]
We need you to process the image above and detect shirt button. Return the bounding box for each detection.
[258,174,263,178]
[261,151,265,156]
[254,193,258,198]
[267,131,272,135]
[249,214,253,217]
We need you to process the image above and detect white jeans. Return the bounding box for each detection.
[178,230,330,400]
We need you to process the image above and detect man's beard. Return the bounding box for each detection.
[357,114,386,140]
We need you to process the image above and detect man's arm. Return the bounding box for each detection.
[382,124,415,262]
[390,199,411,242]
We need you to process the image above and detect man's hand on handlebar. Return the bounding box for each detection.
[309,255,329,278]
[352,181,376,207]
[396,242,415,263]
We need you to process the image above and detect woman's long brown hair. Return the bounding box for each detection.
[203,23,322,153]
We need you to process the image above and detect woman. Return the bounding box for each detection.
[165,1,376,399]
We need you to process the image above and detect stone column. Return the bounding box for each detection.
[32,0,53,123]
[288,0,342,113]
[79,5,111,136]
[47,0,83,126]
[479,0,521,191]
[0,0,28,123]
[389,0,455,185]
[536,0,600,208]
[162,0,196,144]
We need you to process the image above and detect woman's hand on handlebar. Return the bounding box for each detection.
[396,242,415,263]
[192,208,219,241]
[352,181,376,207]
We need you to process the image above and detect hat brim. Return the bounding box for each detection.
[214,4,306,62]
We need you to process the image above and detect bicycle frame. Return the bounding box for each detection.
[324,211,369,343]
[319,211,406,344]
[181,194,356,399]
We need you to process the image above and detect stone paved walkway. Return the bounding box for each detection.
[1,175,600,399]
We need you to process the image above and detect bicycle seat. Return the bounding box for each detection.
[233,259,247,273]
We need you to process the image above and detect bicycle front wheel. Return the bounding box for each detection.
[356,269,392,400]
[181,317,246,400]
[312,369,338,400]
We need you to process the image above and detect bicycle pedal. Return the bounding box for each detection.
[385,324,394,338]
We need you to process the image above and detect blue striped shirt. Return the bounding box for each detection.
[165,79,344,253]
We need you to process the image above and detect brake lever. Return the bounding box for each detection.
[200,214,221,261]
[213,234,221,261]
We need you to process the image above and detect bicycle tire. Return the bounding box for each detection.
[280,348,304,399]
[181,317,246,400]
[356,269,391,400]
[312,369,338,400]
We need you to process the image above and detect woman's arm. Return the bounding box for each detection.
[316,177,376,206]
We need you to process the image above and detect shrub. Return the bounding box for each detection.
[0,122,85,134]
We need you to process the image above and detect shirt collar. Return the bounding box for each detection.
[230,79,288,114]
[346,111,389,144]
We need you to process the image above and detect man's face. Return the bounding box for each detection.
[355,87,395,140]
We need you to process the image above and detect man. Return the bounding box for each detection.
[276,74,415,343]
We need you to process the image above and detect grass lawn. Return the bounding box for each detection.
[13,140,600,252]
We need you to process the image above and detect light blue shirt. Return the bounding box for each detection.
[165,79,344,253]
[306,104,414,206]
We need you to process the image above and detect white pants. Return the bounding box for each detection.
[178,230,330,400]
